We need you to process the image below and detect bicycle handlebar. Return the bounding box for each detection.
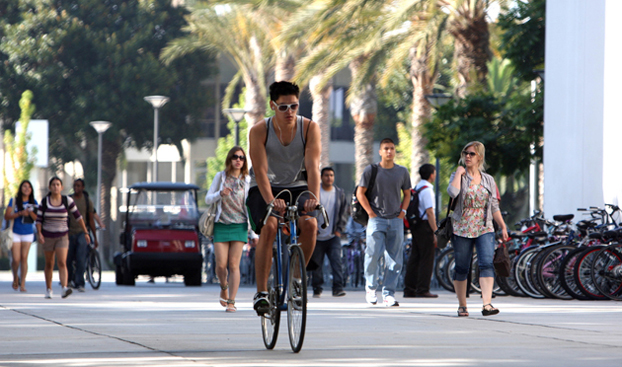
[262,189,329,229]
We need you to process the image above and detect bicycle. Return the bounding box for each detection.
[85,241,102,290]
[260,189,329,353]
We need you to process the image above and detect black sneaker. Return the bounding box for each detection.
[253,292,270,316]
[333,290,346,297]
[313,290,321,298]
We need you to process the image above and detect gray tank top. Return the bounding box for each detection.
[250,115,307,188]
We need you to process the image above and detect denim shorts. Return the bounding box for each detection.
[451,232,495,281]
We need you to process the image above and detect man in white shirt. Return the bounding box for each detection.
[403,163,438,298]
[310,167,349,297]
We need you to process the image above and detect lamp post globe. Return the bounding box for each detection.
[222,108,248,146]
[89,121,112,217]
[144,95,170,182]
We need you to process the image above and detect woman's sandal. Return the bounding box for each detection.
[12,279,19,291]
[226,299,236,313]
[482,304,499,316]
[219,284,229,307]
[457,306,469,317]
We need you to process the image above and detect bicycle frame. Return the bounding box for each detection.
[273,208,299,311]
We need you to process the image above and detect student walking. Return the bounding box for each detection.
[356,138,411,307]
[403,163,438,298]
[448,141,508,317]
[206,146,257,312]
[37,177,90,299]
[4,180,38,292]
[67,179,98,292]
[310,167,349,298]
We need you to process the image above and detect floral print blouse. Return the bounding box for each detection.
[453,183,494,238]
[218,175,247,225]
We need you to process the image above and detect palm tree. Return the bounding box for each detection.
[373,1,448,179]
[283,0,386,181]
[440,0,508,98]
[161,3,273,125]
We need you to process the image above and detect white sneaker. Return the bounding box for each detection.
[77,286,85,293]
[383,295,399,307]
[61,287,73,299]
[365,287,378,305]
[45,289,53,299]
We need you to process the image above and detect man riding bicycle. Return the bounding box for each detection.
[247,81,321,316]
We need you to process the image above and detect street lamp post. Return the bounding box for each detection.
[425,93,452,221]
[144,95,170,182]
[89,121,112,216]
[222,108,248,146]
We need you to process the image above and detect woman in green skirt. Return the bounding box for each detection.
[205,146,257,312]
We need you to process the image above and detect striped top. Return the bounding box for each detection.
[36,196,82,238]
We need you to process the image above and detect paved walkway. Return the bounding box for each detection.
[1,271,621,366]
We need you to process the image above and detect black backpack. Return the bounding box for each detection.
[351,164,378,226]
[406,185,429,228]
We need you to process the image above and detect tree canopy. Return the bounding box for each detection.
[0,0,215,183]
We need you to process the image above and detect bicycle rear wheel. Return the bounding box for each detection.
[574,246,607,300]
[514,246,544,298]
[87,249,102,290]
[287,245,307,353]
[591,244,622,300]
[537,244,574,299]
[434,247,454,292]
[261,249,281,350]
[559,247,592,300]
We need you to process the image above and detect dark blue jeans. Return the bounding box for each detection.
[67,233,88,287]
[452,232,495,281]
[311,236,344,293]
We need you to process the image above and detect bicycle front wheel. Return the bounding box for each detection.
[87,249,102,290]
[261,249,281,350]
[287,245,307,353]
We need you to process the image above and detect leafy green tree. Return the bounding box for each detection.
[498,0,545,81]
[0,0,214,260]
[3,90,37,201]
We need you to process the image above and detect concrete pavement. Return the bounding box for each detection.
[1,271,622,366]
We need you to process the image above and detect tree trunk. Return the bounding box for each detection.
[450,14,490,98]
[309,73,333,168]
[349,56,377,182]
[409,44,435,180]
[100,137,121,267]
[275,51,296,82]
[243,74,267,128]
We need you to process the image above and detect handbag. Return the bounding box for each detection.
[198,203,217,237]
[1,219,14,252]
[435,198,455,249]
[493,242,511,277]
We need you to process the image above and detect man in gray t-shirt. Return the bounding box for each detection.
[356,138,411,307]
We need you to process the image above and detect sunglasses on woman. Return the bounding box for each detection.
[273,102,299,112]
[232,154,245,161]
[462,151,477,157]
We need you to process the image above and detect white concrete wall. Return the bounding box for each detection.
[543,0,607,217]
[602,0,622,208]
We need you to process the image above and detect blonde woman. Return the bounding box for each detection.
[4,180,38,292]
[205,147,257,312]
[448,141,508,317]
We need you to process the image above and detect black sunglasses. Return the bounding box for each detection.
[232,154,246,161]
[462,151,477,157]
